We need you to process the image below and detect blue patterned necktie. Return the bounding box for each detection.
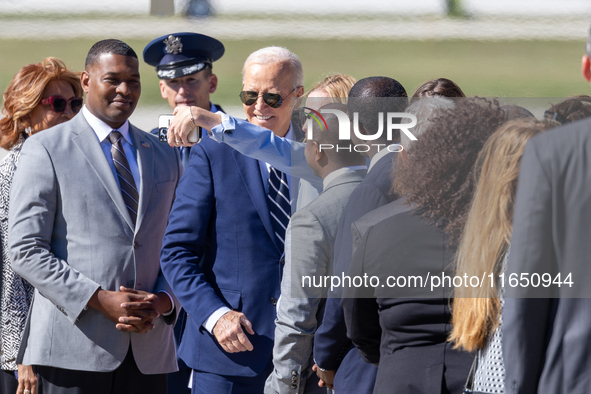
[109,131,139,225]
[267,166,291,248]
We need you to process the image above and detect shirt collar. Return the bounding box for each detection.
[285,123,294,141]
[264,123,294,171]
[322,165,367,190]
[82,105,131,145]
[368,144,400,172]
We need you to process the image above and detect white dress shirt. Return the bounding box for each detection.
[82,106,141,190]
[82,106,173,315]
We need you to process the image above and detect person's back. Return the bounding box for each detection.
[346,198,467,394]
[504,116,591,394]
[342,97,504,394]
[313,77,408,393]
[502,24,591,394]
[265,103,366,393]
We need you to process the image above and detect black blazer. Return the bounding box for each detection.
[342,198,473,394]
[314,152,397,393]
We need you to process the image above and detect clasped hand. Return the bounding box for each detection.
[89,286,172,333]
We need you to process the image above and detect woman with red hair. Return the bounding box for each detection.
[0,57,82,394]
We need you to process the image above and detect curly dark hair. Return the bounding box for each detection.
[544,95,591,125]
[393,97,506,240]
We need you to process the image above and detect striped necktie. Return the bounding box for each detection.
[109,131,139,225]
[268,166,291,248]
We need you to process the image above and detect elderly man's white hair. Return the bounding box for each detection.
[402,97,455,151]
[242,46,304,89]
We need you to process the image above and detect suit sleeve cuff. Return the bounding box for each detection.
[203,306,231,334]
[209,113,235,142]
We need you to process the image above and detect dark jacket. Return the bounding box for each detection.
[342,198,473,394]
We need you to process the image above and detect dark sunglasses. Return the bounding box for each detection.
[41,95,83,114]
[239,87,299,108]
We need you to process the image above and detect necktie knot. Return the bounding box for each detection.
[109,130,122,145]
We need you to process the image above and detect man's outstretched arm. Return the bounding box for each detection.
[167,106,322,188]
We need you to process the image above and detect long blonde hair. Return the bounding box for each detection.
[308,74,356,103]
[450,118,556,352]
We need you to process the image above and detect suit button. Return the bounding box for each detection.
[291,376,297,382]
[280,257,285,265]
[290,383,297,389]
[133,242,139,249]
[270,298,277,306]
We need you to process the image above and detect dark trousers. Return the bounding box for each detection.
[191,358,273,394]
[35,347,166,394]
[167,308,191,394]
[0,368,19,394]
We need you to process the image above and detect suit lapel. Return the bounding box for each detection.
[129,126,153,233]
[232,150,281,252]
[71,114,134,231]
[290,177,299,213]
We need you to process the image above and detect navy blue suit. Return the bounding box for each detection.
[160,135,283,385]
[313,152,397,393]
[155,103,223,394]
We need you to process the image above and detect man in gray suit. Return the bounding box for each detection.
[503,26,591,394]
[9,39,181,394]
[264,104,366,394]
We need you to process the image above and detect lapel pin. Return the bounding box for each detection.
[141,141,150,148]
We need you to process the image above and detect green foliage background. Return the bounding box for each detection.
[0,38,587,109]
